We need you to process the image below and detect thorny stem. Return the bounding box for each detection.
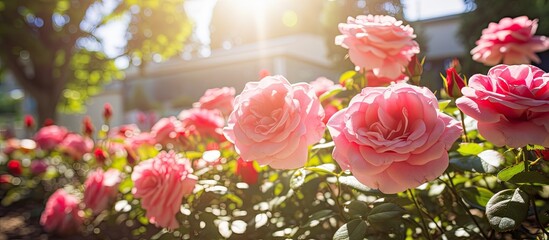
[408,189,433,240]
[444,172,490,239]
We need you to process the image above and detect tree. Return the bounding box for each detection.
[0,0,191,125]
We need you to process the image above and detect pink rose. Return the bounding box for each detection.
[178,108,225,140]
[58,133,93,159]
[30,159,48,175]
[40,189,84,235]
[364,70,408,87]
[456,64,549,147]
[327,83,462,194]
[84,169,121,214]
[109,124,141,139]
[336,15,420,79]
[150,117,185,146]
[132,151,197,230]
[471,16,549,66]
[193,87,235,116]
[126,132,156,151]
[34,125,68,151]
[310,77,340,97]
[223,75,325,169]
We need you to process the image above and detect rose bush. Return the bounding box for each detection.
[456,64,549,147]
[1,13,548,240]
[193,87,235,116]
[223,75,325,169]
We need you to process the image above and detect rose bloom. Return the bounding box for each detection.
[235,157,259,185]
[456,64,549,147]
[150,117,185,146]
[178,108,225,140]
[30,159,48,175]
[223,75,325,169]
[132,151,197,230]
[40,189,84,235]
[310,77,340,97]
[365,70,408,87]
[327,83,462,194]
[7,160,22,176]
[109,124,141,139]
[58,133,93,160]
[34,125,69,151]
[84,169,121,214]
[471,16,549,66]
[336,15,420,79]
[193,87,236,116]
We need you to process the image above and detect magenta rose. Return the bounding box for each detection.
[178,108,225,140]
[327,83,462,194]
[456,64,549,147]
[34,125,68,151]
[223,75,325,169]
[193,87,236,116]
[471,16,549,66]
[336,15,420,79]
[150,117,185,146]
[40,189,84,235]
[84,169,121,214]
[58,133,93,160]
[132,150,197,230]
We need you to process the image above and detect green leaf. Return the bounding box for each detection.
[457,143,484,156]
[459,187,494,210]
[508,171,549,186]
[290,169,307,190]
[305,163,337,175]
[450,155,499,173]
[339,70,357,83]
[497,162,525,182]
[485,188,530,232]
[438,99,452,111]
[333,219,367,240]
[367,203,404,224]
[319,88,343,102]
[345,200,369,219]
[303,209,334,228]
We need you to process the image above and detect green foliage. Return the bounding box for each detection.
[485,188,530,232]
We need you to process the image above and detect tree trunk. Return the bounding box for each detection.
[33,89,61,126]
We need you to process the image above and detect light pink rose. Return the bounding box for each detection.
[40,189,84,235]
[150,117,184,146]
[327,83,462,194]
[336,15,420,79]
[108,124,141,139]
[84,169,121,214]
[471,16,549,66]
[178,108,225,140]
[58,133,93,160]
[223,75,325,169]
[193,87,236,116]
[310,77,340,97]
[364,70,408,87]
[132,151,197,230]
[456,64,549,147]
[34,125,68,151]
